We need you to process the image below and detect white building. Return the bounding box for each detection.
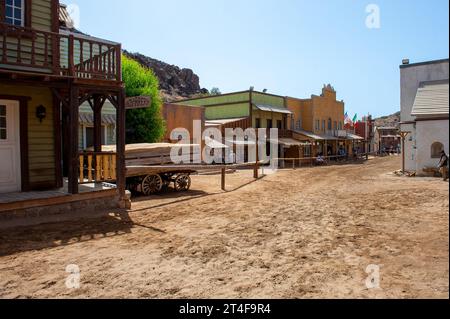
[400,59,449,174]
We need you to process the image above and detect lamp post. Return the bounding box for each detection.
[399,131,411,174]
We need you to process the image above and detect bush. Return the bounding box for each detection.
[122,55,165,144]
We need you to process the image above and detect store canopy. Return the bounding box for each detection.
[205,117,249,126]
[346,133,365,141]
[268,138,313,147]
[205,137,229,149]
[254,104,293,115]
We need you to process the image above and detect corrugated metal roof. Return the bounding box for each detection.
[254,104,293,115]
[79,113,116,125]
[411,81,449,116]
[205,117,248,125]
[346,133,365,141]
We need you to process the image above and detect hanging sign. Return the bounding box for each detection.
[125,96,151,110]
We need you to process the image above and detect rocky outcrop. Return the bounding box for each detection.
[375,111,401,128]
[123,51,208,102]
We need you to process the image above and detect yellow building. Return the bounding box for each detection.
[286,85,364,158]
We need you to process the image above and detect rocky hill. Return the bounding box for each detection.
[123,51,208,102]
[375,111,401,128]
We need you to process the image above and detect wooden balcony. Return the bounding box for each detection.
[0,23,122,82]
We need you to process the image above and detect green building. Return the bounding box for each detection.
[177,90,293,132]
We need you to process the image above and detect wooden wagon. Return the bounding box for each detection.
[100,143,201,195]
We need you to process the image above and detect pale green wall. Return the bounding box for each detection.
[252,92,285,108]
[205,103,250,120]
[178,92,250,107]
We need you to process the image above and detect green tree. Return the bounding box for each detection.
[122,55,165,144]
[210,87,221,95]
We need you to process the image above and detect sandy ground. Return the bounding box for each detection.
[0,156,448,299]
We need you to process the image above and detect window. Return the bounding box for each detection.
[290,118,295,130]
[322,120,326,132]
[255,118,261,129]
[315,120,320,131]
[296,120,301,131]
[267,119,273,129]
[431,142,444,158]
[334,121,337,130]
[0,105,6,140]
[5,0,25,27]
[338,121,343,130]
[328,118,332,131]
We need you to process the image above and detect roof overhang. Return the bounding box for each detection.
[253,104,293,115]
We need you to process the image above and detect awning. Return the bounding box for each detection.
[225,139,257,146]
[205,136,229,149]
[79,113,116,125]
[346,133,365,141]
[254,104,293,115]
[268,138,312,147]
[293,130,325,140]
[205,117,249,126]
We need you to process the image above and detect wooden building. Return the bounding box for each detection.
[162,103,205,144]
[286,85,365,158]
[0,0,127,220]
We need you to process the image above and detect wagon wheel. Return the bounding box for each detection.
[174,174,191,192]
[141,174,163,195]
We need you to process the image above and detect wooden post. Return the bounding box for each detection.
[52,93,63,188]
[93,95,104,153]
[116,89,126,200]
[221,168,226,191]
[67,85,79,194]
[399,131,410,174]
[254,131,259,179]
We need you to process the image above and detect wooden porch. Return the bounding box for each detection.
[0,19,127,207]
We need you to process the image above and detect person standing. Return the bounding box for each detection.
[438,150,449,181]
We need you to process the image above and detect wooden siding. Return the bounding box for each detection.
[0,83,55,186]
[32,0,53,31]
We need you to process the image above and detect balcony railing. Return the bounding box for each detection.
[0,23,121,82]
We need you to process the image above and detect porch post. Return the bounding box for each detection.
[68,85,79,194]
[116,88,126,200]
[93,94,104,152]
[52,93,63,188]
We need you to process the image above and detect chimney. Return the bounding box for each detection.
[402,59,410,65]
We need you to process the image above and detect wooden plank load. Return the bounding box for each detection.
[101,143,200,166]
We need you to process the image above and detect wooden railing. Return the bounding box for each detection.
[79,152,117,184]
[0,23,121,81]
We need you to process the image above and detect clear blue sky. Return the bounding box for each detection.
[66,0,449,118]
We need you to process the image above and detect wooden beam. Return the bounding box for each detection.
[116,89,126,200]
[53,93,63,188]
[67,85,79,194]
[93,94,104,153]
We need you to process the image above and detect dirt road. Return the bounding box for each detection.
[0,156,448,298]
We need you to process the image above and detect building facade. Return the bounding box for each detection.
[286,85,364,158]
[0,1,127,216]
[400,58,449,174]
